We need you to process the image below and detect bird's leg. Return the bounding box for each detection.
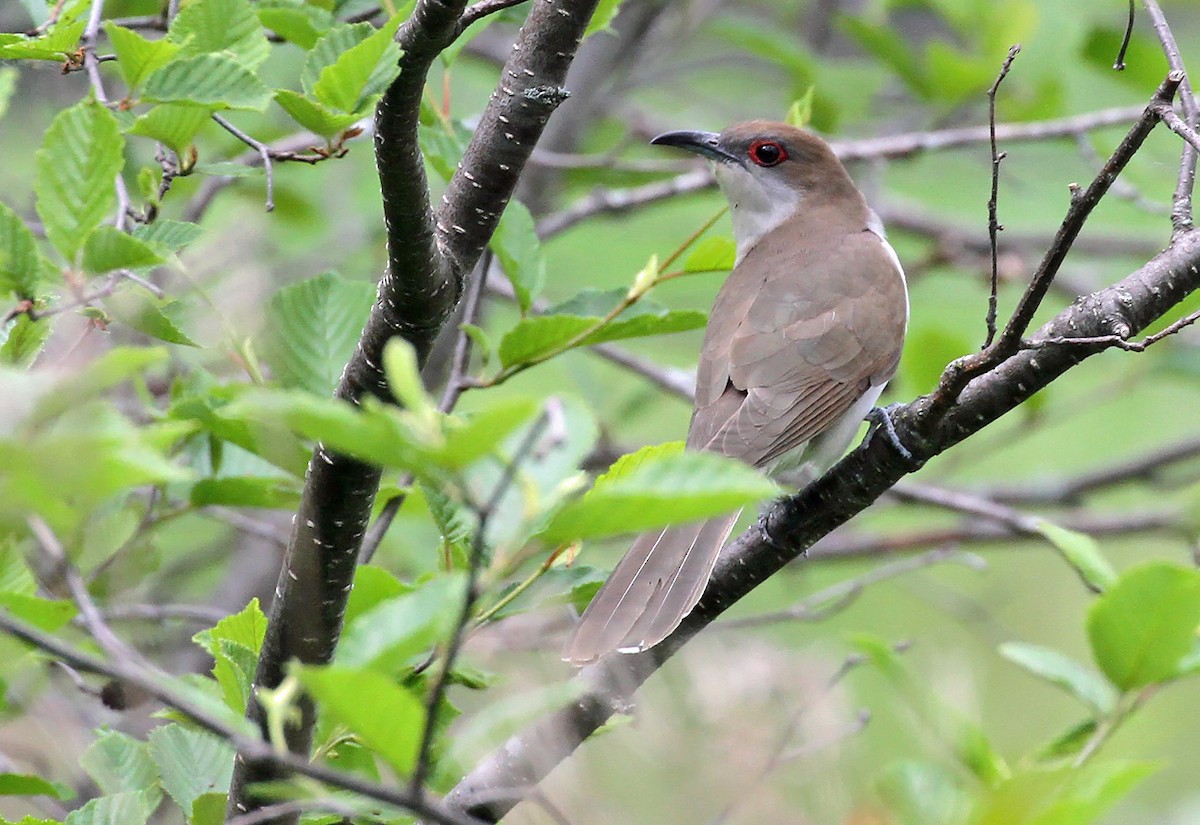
[866,403,914,462]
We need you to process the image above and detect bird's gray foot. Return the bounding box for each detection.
[866,403,913,462]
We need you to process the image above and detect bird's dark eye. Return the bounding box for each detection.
[748,140,787,167]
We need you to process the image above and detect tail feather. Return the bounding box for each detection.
[562,511,740,664]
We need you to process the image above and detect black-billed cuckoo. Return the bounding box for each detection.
[562,121,909,665]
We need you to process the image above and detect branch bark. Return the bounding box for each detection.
[228,0,601,820]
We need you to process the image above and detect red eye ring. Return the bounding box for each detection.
[748,140,787,167]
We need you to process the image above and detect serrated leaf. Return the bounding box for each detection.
[80,731,161,797]
[419,480,475,559]
[273,89,362,137]
[63,790,156,825]
[294,664,425,775]
[143,54,271,111]
[193,598,267,655]
[261,271,375,396]
[34,101,124,261]
[489,201,544,312]
[0,315,51,369]
[256,0,334,48]
[132,219,203,251]
[147,724,235,815]
[106,290,199,347]
[82,227,165,274]
[498,290,705,369]
[302,22,373,96]
[999,642,1116,715]
[128,104,211,156]
[1087,562,1200,691]
[0,773,72,799]
[541,448,778,544]
[0,202,40,298]
[103,23,180,90]
[0,20,84,61]
[337,574,464,671]
[683,235,736,272]
[1035,520,1117,591]
[168,0,270,68]
[312,16,402,113]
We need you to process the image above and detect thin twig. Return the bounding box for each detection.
[1025,304,1200,352]
[1115,0,1135,70]
[0,609,487,825]
[212,114,275,212]
[984,44,1021,347]
[410,412,551,796]
[456,0,530,34]
[1144,0,1197,234]
[101,603,230,624]
[81,0,131,231]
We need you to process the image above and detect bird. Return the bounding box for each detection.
[561,121,909,665]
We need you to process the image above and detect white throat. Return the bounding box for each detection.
[714,163,801,263]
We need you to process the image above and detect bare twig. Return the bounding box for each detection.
[212,114,276,212]
[1115,0,1135,70]
[984,45,1021,347]
[457,0,530,34]
[0,610,486,825]
[81,0,131,231]
[931,72,1184,412]
[1144,0,1197,234]
[1026,304,1200,352]
[411,412,550,795]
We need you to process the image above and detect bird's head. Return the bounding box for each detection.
[651,121,862,259]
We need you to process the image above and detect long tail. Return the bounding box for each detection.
[562,510,742,665]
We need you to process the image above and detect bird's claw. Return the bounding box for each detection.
[866,403,913,462]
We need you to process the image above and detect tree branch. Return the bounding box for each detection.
[442,191,1200,825]
[230,0,602,820]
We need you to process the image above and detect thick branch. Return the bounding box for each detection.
[444,225,1200,822]
[230,0,601,820]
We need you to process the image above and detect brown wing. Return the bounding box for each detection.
[688,222,906,468]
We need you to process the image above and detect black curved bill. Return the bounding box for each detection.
[650,130,741,165]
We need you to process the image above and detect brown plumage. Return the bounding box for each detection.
[562,123,908,664]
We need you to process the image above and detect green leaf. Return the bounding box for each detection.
[0,593,77,631]
[460,323,493,366]
[189,476,300,509]
[1087,562,1200,691]
[311,16,402,113]
[999,642,1117,715]
[1,315,50,369]
[418,481,474,562]
[337,574,463,672]
[683,235,736,272]
[293,665,425,775]
[193,600,267,713]
[194,598,267,656]
[190,793,226,825]
[168,0,270,68]
[128,104,211,156]
[262,271,375,395]
[34,101,124,261]
[875,759,971,825]
[498,290,706,369]
[1033,719,1099,764]
[132,220,203,251]
[272,89,362,138]
[80,730,161,797]
[0,773,71,799]
[64,791,156,825]
[147,725,235,816]
[1034,520,1117,592]
[143,54,272,111]
[0,201,41,298]
[785,86,815,128]
[584,0,623,36]
[0,16,85,61]
[440,397,539,467]
[383,337,435,416]
[344,565,412,628]
[973,761,1157,825]
[302,23,373,96]
[489,200,545,312]
[541,446,778,544]
[257,0,335,48]
[82,227,165,274]
[0,68,17,121]
[106,290,198,347]
[103,23,180,90]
